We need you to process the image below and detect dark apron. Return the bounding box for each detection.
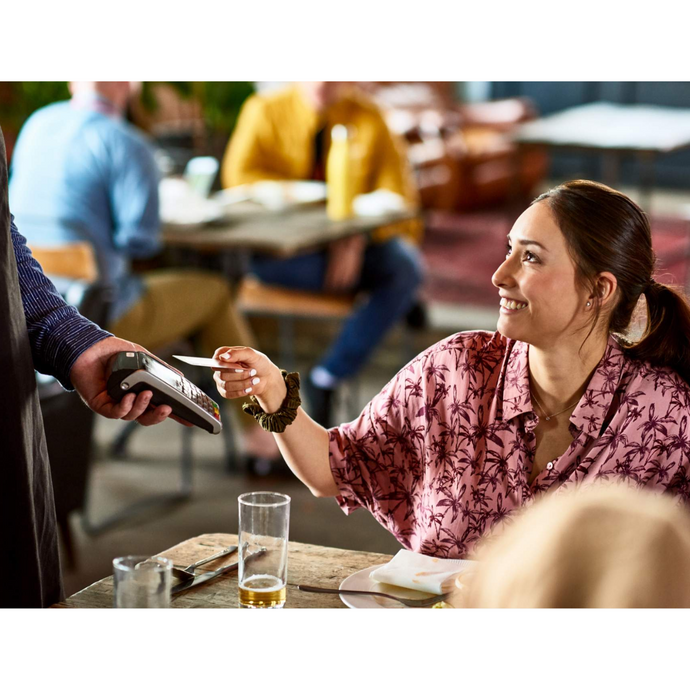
[0,127,63,607]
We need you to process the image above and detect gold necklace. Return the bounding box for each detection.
[531,389,579,422]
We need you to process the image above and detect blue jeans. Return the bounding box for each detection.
[250,237,424,380]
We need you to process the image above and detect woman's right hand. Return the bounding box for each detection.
[212,346,287,413]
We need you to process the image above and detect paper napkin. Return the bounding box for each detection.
[369,549,474,595]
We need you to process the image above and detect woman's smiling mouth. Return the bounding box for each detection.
[500,297,528,312]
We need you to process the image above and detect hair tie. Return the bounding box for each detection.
[242,370,301,433]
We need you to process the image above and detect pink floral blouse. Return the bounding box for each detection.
[328,331,690,558]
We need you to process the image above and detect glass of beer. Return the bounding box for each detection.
[238,491,291,609]
[113,555,172,608]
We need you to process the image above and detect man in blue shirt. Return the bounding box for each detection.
[10,82,160,324]
[10,82,278,462]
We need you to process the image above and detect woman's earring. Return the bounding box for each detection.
[586,301,591,308]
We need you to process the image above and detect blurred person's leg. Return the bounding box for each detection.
[109,269,254,354]
[250,239,424,427]
[109,269,279,460]
[316,236,424,378]
[250,251,327,292]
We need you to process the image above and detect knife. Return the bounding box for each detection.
[170,546,267,596]
[171,561,239,595]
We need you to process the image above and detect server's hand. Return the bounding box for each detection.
[70,336,191,426]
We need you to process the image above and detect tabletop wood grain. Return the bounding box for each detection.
[52,534,392,609]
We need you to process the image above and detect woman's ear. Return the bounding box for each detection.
[590,272,618,307]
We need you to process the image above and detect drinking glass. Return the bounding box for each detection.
[238,491,291,609]
[113,555,172,608]
[183,156,219,198]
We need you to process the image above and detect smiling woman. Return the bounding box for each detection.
[493,200,593,351]
[211,180,690,560]
[489,181,690,484]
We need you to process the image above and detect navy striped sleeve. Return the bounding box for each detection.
[11,216,112,390]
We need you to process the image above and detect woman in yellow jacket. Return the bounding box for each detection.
[222,82,425,429]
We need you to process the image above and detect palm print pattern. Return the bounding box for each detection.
[329,331,690,558]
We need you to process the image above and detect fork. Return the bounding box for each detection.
[297,584,448,607]
[171,545,238,582]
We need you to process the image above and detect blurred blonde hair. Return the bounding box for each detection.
[465,483,690,608]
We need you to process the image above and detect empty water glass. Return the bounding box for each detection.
[113,555,172,608]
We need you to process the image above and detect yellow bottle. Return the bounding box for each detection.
[326,124,354,220]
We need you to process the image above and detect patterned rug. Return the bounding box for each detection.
[421,209,690,307]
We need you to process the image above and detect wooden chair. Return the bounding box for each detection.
[237,275,423,422]
[29,242,98,282]
[236,276,371,419]
[237,275,355,371]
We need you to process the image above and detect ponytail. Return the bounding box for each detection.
[623,280,690,384]
[534,181,690,384]
[535,181,690,384]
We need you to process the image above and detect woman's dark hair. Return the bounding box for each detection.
[533,180,690,384]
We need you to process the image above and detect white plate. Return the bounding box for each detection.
[281,180,327,204]
[339,564,444,609]
[217,181,327,210]
[163,206,224,226]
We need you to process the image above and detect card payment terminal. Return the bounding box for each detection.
[106,351,222,434]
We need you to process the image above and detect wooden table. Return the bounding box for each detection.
[512,101,690,209]
[162,204,415,258]
[53,534,392,608]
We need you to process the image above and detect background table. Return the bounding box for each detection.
[53,534,392,608]
[162,205,416,258]
[512,101,690,208]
